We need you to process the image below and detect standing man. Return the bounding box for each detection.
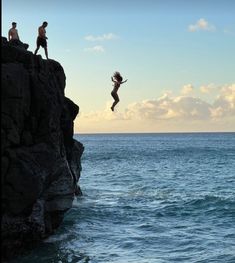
[8,22,20,41]
[34,21,49,59]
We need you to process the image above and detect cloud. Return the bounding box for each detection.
[181,84,194,95]
[79,84,235,124]
[84,45,105,53]
[200,84,216,94]
[123,95,212,121]
[188,18,216,32]
[84,33,118,41]
[80,94,211,122]
[212,84,235,118]
[83,33,118,53]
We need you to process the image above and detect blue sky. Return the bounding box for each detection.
[2,0,235,132]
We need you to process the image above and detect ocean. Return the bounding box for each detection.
[11,133,235,263]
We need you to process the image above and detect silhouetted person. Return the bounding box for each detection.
[8,22,29,49]
[111,71,127,111]
[34,21,49,59]
[8,22,19,41]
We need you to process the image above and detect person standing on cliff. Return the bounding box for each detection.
[111,71,128,111]
[34,21,49,59]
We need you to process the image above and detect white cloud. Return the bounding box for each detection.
[79,84,235,123]
[181,84,194,95]
[212,84,235,118]
[84,45,105,53]
[200,84,216,94]
[84,33,118,41]
[80,101,124,121]
[210,106,224,118]
[188,18,216,32]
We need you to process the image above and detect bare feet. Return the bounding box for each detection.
[111,106,114,111]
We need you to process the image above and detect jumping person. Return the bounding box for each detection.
[34,21,49,59]
[111,71,127,111]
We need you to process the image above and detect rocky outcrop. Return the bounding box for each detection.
[1,37,84,261]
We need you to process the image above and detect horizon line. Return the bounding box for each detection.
[74,131,235,135]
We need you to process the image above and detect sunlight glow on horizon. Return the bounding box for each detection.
[75,83,235,133]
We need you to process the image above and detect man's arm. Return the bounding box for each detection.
[121,79,128,84]
[8,29,11,41]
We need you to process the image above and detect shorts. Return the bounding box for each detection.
[37,37,47,48]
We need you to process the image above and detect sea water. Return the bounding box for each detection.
[11,133,235,263]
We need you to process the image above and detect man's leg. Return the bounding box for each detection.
[34,46,39,55]
[44,47,49,59]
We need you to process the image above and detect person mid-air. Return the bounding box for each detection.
[111,71,128,111]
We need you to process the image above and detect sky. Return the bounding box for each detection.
[2,0,235,133]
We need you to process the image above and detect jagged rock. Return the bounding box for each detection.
[1,37,84,261]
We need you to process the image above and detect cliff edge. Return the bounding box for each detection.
[1,37,84,260]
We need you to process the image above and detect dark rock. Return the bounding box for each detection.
[8,39,29,50]
[1,36,84,261]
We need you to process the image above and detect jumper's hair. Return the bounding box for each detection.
[113,71,123,82]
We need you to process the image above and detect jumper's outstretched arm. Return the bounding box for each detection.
[121,79,128,84]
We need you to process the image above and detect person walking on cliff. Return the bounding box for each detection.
[8,22,29,49]
[111,71,127,111]
[34,21,49,59]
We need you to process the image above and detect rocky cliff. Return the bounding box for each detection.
[1,37,84,261]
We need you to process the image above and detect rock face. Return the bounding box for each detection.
[1,37,84,261]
